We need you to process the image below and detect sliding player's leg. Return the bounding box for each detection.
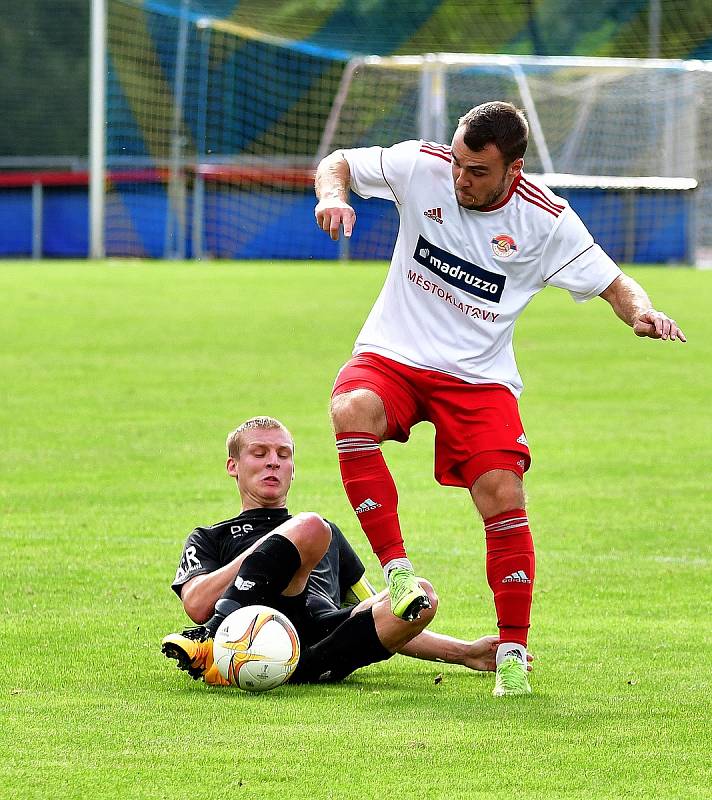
[162,513,332,684]
[290,583,438,684]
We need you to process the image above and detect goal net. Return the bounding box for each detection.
[104,1,710,263]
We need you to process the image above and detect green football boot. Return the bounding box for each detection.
[388,567,431,621]
[493,656,532,697]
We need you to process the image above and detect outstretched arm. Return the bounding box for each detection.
[599,274,686,342]
[314,151,356,241]
[399,632,533,673]
[349,581,533,673]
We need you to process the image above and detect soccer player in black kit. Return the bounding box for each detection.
[162,416,531,686]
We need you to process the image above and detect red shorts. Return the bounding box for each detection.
[332,352,531,489]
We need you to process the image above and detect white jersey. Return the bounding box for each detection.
[342,140,621,396]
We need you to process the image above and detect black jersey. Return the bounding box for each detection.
[171,507,365,615]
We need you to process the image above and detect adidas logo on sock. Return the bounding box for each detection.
[355,498,382,514]
[503,649,525,663]
[516,432,528,446]
[233,577,256,590]
[423,207,443,224]
[502,570,531,584]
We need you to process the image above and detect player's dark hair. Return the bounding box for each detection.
[458,102,528,164]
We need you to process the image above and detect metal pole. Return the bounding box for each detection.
[192,174,205,260]
[32,182,43,259]
[165,0,190,259]
[511,63,554,173]
[316,57,365,163]
[192,21,211,260]
[433,58,447,143]
[89,0,107,259]
[624,191,637,265]
[649,0,661,59]
[418,54,446,142]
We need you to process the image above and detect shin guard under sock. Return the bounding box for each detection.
[336,432,406,566]
[484,508,535,647]
[206,534,301,637]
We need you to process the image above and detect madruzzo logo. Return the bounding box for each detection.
[491,234,518,258]
[413,235,506,302]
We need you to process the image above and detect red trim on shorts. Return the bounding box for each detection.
[333,352,531,489]
[459,450,530,490]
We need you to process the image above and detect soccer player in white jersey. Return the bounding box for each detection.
[313,101,686,696]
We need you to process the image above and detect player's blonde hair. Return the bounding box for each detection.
[226,416,294,458]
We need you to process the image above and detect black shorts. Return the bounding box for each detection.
[289,608,392,684]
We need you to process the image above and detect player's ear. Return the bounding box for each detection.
[226,457,238,478]
[509,157,524,177]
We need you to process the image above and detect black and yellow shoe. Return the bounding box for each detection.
[161,626,230,687]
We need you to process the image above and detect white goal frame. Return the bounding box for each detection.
[90,10,709,262]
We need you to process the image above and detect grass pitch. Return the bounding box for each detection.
[1,260,710,799]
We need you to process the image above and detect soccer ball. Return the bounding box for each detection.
[213,605,300,692]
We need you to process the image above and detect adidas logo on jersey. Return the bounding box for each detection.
[423,207,443,224]
[355,498,382,514]
[502,570,531,584]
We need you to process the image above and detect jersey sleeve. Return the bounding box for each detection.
[342,140,420,204]
[170,528,221,598]
[541,208,622,302]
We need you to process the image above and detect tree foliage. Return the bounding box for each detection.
[3,1,712,159]
[0,1,88,158]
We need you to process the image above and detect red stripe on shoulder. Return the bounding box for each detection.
[422,141,451,154]
[517,184,564,216]
[517,183,563,215]
[520,177,565,211]
[420,146,452,164]
[514,189,561,217]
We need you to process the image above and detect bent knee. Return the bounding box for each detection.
[291,512,331,563]
[418,580,438,624]
[472,469,525,515]
[293,512,331,542]
[330,389,387,436]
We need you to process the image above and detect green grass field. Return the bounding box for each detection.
[1,260,710,799]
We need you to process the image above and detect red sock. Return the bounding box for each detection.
[336,432,406,566]
[484,508,535,647]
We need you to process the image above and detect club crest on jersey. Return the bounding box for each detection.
[491,234,518,258]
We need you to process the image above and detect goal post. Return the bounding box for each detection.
[320,52,703,263]
[96,2,708,264]
[89,0,107,259]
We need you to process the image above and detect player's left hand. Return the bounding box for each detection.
[633,310,687,342]
[461,636,534,672]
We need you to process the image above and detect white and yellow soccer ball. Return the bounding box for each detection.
[213,605,300,692]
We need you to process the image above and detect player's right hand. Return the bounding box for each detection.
[315,198,356,241]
